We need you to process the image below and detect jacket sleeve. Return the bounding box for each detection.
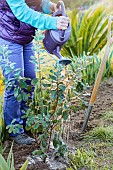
[42,0,52,14]
[6,0,58,30]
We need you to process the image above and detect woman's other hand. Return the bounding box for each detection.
[50,2,59,13]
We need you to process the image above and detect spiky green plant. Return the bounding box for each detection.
[52,0,100,10]
[103,49,113,77]
[0,143,28,170]
[61,5,108,58]
[66,148,95,170]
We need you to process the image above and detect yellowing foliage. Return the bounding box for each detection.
[110,59,113,70]
[0,72,4,95]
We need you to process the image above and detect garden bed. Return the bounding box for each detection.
[3,78,113,170]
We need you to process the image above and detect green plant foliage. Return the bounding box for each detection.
[84,126,113,142]
[66,148,95,170]
[6,119,23,135]
[81,52,101,85]
[0,54,5,151]
[24,48,69,160]
[0,95,4,149]
[61,5,108,58]
[0,143,28,170]
[103,111,113,122]
[22,30,89,160]
[103,49,113,78]
[0,30,89,162]
[81,48,113,85]
[19,160,28,170]
[52,0,99,10]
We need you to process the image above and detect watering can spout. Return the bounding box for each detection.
[53,46,72,66]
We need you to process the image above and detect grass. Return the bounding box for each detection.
[68,110,113,170]
[103,110,113,123]
[84,126,113,142]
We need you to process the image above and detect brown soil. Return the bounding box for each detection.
[3,141,50,170]
[3,78,113,170]
[68,78,113,138]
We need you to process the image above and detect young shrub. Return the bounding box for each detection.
[22,30,89,160]
[0,30,89,161]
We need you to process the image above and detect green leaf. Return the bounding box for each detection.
[19,79,28,89]
[58,99,63,105]
[42,121,47,128]
[38,35,45,40]
[49,75,57,81]
[39,134,43,140]
[5,67,12,75]
[14,70,22,79]
[40,57,44,60]
[7,143,13,169]
[17,94,23,102]
[61,6,107,57]
[53,138,58,148]
[64,103,69,110]
[31,78,38,85]
[13,128,20,134]
[27,86,32,92]
[42,154,47,161]
[33,124,39,130]
[20,160,28,170]
[58,91,65,99]
[14,88,20,98]
[50,70,54,73]
[62,111,68,120]
[42,84,51,87]
[42,140,47,148]
[51,91,57,99]
[25,126,31,131]
[11,119,16,124]
[56,108,62,116]
[8,126,14,133]
[10,152,15,170]
[10,63,15,69]
[59,84,66,91]
[0,55,2,62]
[53,120,57,124]
[0,154,9,170]
[32,150,42,156]
[22,92,28,102]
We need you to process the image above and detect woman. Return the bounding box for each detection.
[0,0,69,144]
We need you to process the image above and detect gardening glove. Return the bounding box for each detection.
[57,16,70,30]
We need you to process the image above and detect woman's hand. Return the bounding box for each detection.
[57,16,70,30]
[50,2,70,30]
[50,2,59,13]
